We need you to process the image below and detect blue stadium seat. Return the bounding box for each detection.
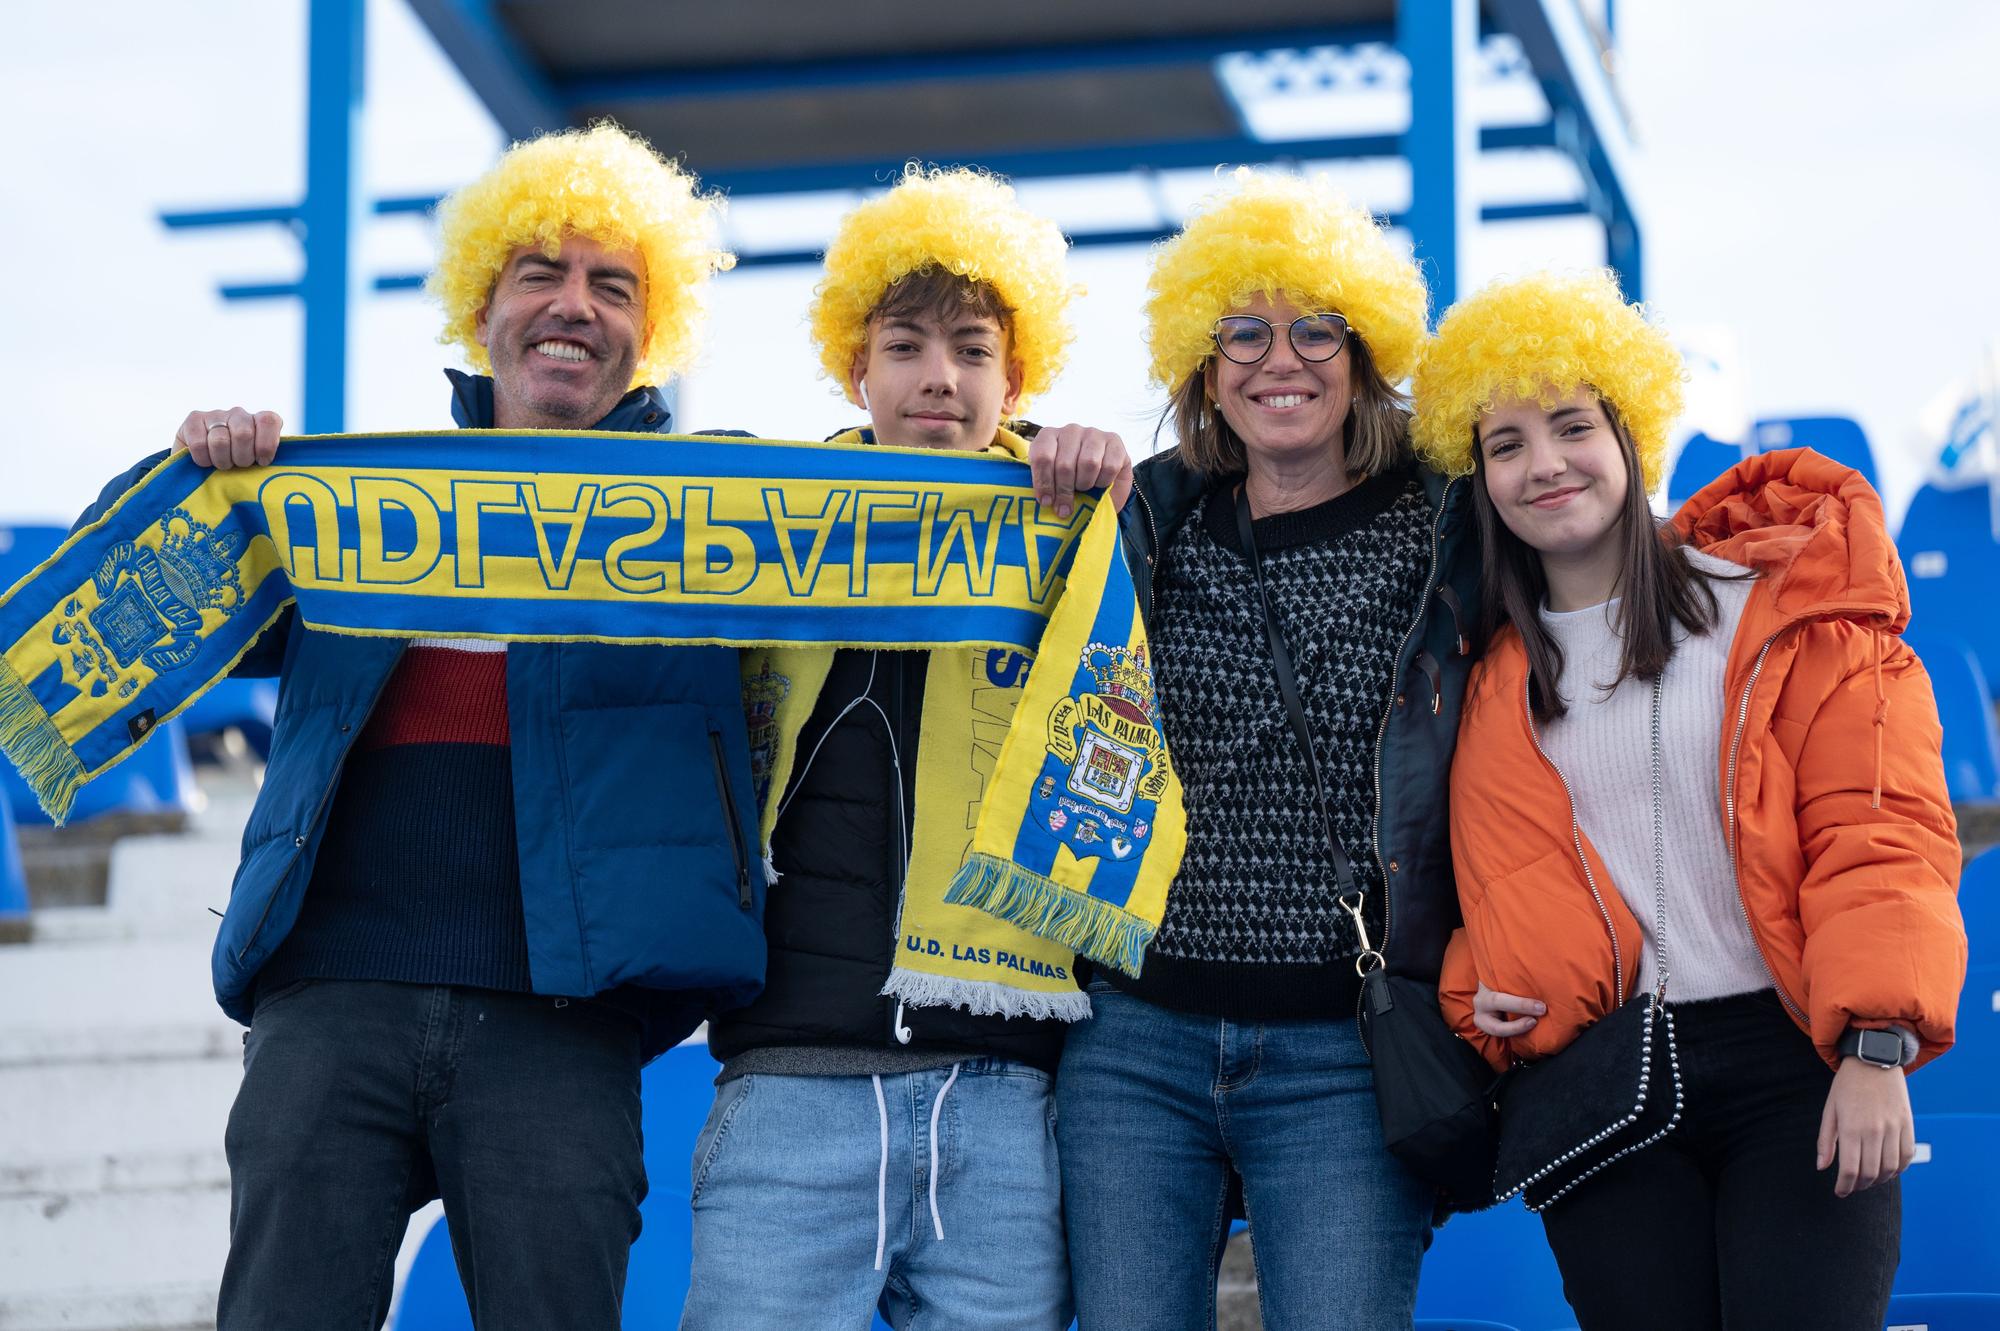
[1884,1292,2000,1329]
[1892,1115,2000,1297]
[0,717,198,826]
[1667,434,1748,510]
[0,797,28,924]
[1416,1322,1525,1331]
[1415,1198,1572,1331]
[1909,965,1999,1116]
[1959,847,2000,973]
[0,523,66,598]
[1909,849,2000,1112]
[1899,483,2000,698]
[1902,631,2000,802]
[179,677,280,760]
[1752,416,1879,489]
[389,1220,469,1331]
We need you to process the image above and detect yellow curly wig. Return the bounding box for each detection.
[1411,269,1686,491]
[428,122,734,389]
[809,166,1077,408]
[1144,168,1429,392]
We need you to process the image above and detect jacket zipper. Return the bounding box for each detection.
[709,730,753,908]
[1367,476,1456,960]
[1130,485,1162,615]
[1523,679,1627,1008]
[1355,477,1456,1048]
[238,668,397,962]
[1725,632,1807,1024]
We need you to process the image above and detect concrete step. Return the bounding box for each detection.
[8,767,250,950]
[0,937,235,1069]
[16,813,191,913]
[0,1056,239,1196]
[0,1285,216,1331]
[24,827,246,946]
[26,903,220,947]
[0,768,427,1330]
[105,833,239,919]
[0,1182,230,1321]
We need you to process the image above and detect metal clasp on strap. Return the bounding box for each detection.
[1339,891,1386,977]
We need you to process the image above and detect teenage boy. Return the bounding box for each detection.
[681,167,1131,1330]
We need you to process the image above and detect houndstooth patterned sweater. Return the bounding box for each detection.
[1110,465,1432,1020]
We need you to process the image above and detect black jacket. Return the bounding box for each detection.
[705,647,1065,1073]
[1115,446,1480,986]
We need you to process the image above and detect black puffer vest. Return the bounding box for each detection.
[705,648,1065,1073]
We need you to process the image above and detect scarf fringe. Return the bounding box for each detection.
[881,967,1095,1023]
[0,657,83,824]
[946,853,1154,978]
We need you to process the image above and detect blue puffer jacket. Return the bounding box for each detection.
[74,372,766,1052]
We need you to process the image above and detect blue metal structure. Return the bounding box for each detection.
[1400,0,1478,310]
[163,0,1643,428]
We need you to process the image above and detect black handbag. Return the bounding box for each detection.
[1491,674,1686,1212]
[1235,489,1498,1207]
[1361,966,1503,1205]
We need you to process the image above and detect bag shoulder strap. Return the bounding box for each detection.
[1232,487,1376,966]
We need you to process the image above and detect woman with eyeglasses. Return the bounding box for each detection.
[1419,271,1963,1330]
[1055,169,1481,1329]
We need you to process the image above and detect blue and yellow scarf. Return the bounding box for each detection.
[0,431,1179,975]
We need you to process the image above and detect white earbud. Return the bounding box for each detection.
[857,378,870,411]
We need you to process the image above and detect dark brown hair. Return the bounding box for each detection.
[1160,326,1413,479]
[1471,397,1750,721]
[866,267,1015,340]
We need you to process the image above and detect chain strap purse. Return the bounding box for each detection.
[1491,673,1687,1212]
[1234,489,1498,1207]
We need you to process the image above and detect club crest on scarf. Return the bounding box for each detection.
[945,492,1185,980]
[1037,643,1170,871]
[54,508,247,703]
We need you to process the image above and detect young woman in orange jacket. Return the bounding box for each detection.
[1411,271,1966,1331]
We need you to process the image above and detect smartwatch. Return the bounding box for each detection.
[1837,1026,1912,1069]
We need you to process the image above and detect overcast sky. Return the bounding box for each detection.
[4,1,1995,526]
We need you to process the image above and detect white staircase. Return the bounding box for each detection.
[0,773,437,1331]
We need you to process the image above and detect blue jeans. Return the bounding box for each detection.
[1058,979,1433,1331]
[680,1060,1071,1331]
[219,979,647,1331]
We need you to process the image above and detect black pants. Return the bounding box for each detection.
[1540,989,1900,1331]
[218,980,647,1331]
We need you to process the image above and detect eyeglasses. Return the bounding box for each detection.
[1211,312,1351,365]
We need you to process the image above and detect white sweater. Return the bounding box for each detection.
[1536,550,1771,1002]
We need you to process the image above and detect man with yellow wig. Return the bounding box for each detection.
[79,123,761,1329]
[681,166,1127,1330]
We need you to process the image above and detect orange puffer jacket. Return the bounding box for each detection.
[1440,449,1965,1074]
